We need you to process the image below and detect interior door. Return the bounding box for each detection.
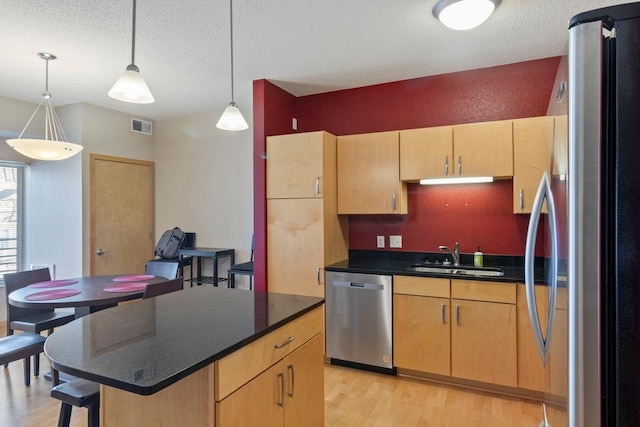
[90,154,155,275]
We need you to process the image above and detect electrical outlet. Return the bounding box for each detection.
[376,236,385,248]
[389,235,402,248]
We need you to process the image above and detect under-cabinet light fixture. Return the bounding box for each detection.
[432,0,501,31]
[420,176,494,185]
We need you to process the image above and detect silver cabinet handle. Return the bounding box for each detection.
[441,303,446,324]
[317,267,321,285]
[287,364,295,397]
[457,155,462,175]
[444,155,449,176]
[315,176,320,194]
[275,336,296,349]
[277,372,285,407]
[392,192,397,211]
[520,188,525,209]
[525,172,558,365]
[456,305,460,325]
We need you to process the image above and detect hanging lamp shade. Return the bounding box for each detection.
[433,0,501,31]
[108,0,154,104]
[6,52,83,161]
[216,0,248,131]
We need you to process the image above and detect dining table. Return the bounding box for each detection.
[8,273,170,319]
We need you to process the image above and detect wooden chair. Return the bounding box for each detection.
[4,268,75,338]
[145,260,180,279]
[51,376,100,427]
[143,277,183,299]
[0,332,46,386]
[227,235,254,290]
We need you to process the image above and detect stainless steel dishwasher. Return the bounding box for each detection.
[325,271,393,371]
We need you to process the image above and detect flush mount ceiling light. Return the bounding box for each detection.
[432,0,501,31]
[216,0,248,131]
[6,52,84,161]
[108,0,154,104]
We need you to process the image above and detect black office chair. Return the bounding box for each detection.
[3,268,75,337]
[227,235,254,290]
[145,260,180,279]
[143,277,183,299]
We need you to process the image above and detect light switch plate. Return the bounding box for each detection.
[376,236,385,248]
[390,235,402,248]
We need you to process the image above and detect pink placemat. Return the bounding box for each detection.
[25,289,82,301]
[103,282,149,293]
[112,274,155,282]
[28,279,79,289]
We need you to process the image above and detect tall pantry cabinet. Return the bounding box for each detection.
[266,131,348,297]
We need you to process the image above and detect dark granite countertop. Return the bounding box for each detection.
[44,286,324,396]
[325,250,563,285]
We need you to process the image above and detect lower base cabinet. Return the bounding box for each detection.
[217,334,325,427]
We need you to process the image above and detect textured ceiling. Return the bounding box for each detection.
[0,0,628,121]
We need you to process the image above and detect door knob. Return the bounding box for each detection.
[96,249,110,256]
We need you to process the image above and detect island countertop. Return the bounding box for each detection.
[44,286,324,395]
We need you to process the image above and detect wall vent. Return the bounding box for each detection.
[131,118,153,135]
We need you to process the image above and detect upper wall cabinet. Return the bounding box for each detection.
[452,120,513,178]
[337,131,407,214]
[400,126,453,181]
[513,116,554,214]
[399,120,513,181]
[267,131,336,199]
[552,114,568,177]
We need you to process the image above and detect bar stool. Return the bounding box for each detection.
[51,377,100,427]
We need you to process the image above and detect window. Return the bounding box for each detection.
[0,162,24,280]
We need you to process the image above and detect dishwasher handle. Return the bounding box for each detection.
[332,280,385,291]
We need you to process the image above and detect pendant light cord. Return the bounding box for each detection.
[44,57,49,94]
[229,0,235,102]
[131,0,137,65]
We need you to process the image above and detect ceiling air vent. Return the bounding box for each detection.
[131,118,153,135]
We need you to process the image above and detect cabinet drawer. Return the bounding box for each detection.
[394,276,450,298]
[451,279,515,304]
[215,306,324,400]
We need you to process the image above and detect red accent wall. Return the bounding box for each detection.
[252,80,297,291]
[252,57,562,285]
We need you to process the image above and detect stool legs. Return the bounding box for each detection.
[56,401,100,427]
[57,403,72,427]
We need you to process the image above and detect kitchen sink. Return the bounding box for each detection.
[407,264,504,277]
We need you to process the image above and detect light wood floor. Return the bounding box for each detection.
[1,329,544,426]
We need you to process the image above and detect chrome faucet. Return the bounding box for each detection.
[438,242,461,266]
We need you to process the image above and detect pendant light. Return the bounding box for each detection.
[433,0,501,31]
[6,52,84,161]
[108,0,154,104]
[216,0,248,131]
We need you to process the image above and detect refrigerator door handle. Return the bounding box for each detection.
[525,172,558,365]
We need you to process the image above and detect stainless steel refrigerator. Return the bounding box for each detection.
[568,3,640,426]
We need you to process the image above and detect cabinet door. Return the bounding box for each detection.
[516,283,549,392]
[513,116,554,213]
[337,131,407,214]
[453,120,513,178]
[267,198,325,297]
[451,299,517,387]
[283,334,325,427]
[549,307,568,398]
[552,114,568,177]
[216,362,283,427]
[267,131,335,199]
[394,294,450,376]
[400,126,453,181]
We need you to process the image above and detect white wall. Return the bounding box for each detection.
[154,112,254,287]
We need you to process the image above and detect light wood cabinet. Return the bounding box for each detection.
[552,114,568,178]
[452,120,513,178]
[266,131,348,296]
[516,283,549,392]
[450,279,517,387]
[400,126,453,181]
[267,131,334,199]
[550,287,568,398]
[337,131,407,214]
[394,276,451,376]
[400,120,512,181]
[217,334,325,427]
[513,116,554,213]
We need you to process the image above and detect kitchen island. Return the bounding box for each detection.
[44,286,325,426]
